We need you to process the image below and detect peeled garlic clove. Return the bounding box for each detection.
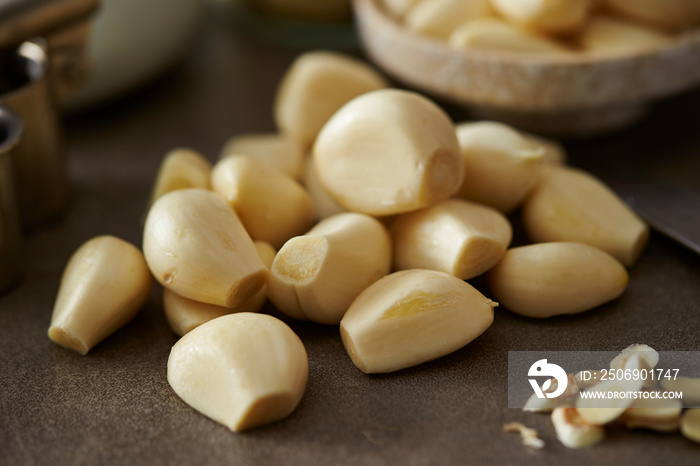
[454,121,544,214]
[211,156,315,249]
[661,377,700,406]
[576,354,645,425]
[519,130,567,165]
[490,0,593,34]
[579,17,672,56]
[314,89,464,216]
[143,189,268,308]
[488,242,628,318]
[340,269,496,373]
[274,51,388,150]
[405,0,491,40]
[167,313,308,432]
[449,19,571,55]
[163,241,276,336]
[603,0,700,32]
[681,409,700,443]
[149,148,211,206]
[49,236,152,354]
[302,155,346,221]
[391,199,512,279]
[620,394,683,432]
[522,165,649,267]
[268,213,391,325]
[610,343,659,370]
[551,407,605,449]
[219,132,304,180]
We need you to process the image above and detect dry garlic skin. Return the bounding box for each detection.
[681,409,700,443]
[490,0,592,34]
[143,189,268,308]
[163,241,277,337]
[488,242,628,318]
[455,121,544,213]
[219,132,304,180]
[579,17,672,56]
[405,0,492,40]
[269,213,391,324]
[211,156,315,248]
[603,0,700,32]
[314,89,464,216]
[274,51,389,149]
[167,313,308,432]
[49,236,152,354]
[391,199,512,279]
[340,269,496,373]
[149,148,211,205]
[522,165,649,266]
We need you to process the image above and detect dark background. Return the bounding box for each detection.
[1,9,699,465]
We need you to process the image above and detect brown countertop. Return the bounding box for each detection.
[1,10,699,465]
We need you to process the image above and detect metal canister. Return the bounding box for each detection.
[0,107,23,292]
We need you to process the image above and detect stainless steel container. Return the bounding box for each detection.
[0,107,23,292]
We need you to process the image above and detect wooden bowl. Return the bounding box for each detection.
[353,0,700,136]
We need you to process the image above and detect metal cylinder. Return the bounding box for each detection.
[0,40,68,228]
[0,107,23,292]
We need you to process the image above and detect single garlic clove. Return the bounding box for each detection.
[602,0,700,32]
[274,51,388,150]
[340,269,496,373]
[522,165,649,267]
[163,241,277,336]
[454,121,545,214]
[211,156,315,249]
[314,89,464,216]
[551,407,605,449]
[490,0,593,34]
[391,199,512,279]
[578,16,673,56]
[576,354,645,425]
[681,409,700,444]
[143,189,268,308]
[49,235,153,354]
[661,377,700,406]
[619,393,683,432]
[219,132,304,180]
[488,242,628,318]
[167,313,308,432]
[405,0,492,40]
[268,213,391,325]
[449,18,571,55]
[301,155,346,221]
[148,148,212,206]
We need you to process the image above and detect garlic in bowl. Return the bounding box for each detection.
[354,0,700,136]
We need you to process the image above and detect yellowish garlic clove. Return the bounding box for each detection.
[163,241,276,336]
[405,0,492,40]
[274,51,389,150]
[167,313,308,432]
[49,235,153,354]
[314,89,464,216]
[391,199,512,279]
[381,0,424,19]
[519,130,567,165]
[490,0,593,34]
[522,165,649,267]
[219,132,304,180]
[449,18,571,55]
[488,242,628,318]
[340,269,496,373]
[143,188,268,308]
[148,148,212,206]
[301,155,346,220]
[454,121,544,214]
[551,407,605,449]
[211,156,315,249]
[681,409,700,443]
[578,17,673,56]
[268,213,391,324]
